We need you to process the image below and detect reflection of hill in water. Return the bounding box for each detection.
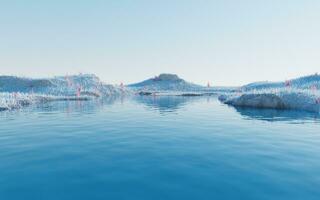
[234,106,320,123]
[134,96,199,113]
[32,95,123,113]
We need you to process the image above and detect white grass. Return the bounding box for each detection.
[0,92,94,111]
[220,87,320,113]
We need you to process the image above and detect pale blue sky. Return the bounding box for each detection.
[0,0,319,86]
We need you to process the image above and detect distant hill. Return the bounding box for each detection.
[128,73,204,91]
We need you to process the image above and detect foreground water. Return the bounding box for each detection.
[0,96,320,200]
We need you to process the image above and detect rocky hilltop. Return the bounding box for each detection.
[128,73,204,91]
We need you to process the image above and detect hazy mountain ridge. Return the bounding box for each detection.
[128,73,204,91]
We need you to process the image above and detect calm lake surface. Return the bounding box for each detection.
[1,96,320,200]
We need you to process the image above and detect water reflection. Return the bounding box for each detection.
[234,106,320,123]
[28,95,124,114]
[134,95,199,114]
[3,94,319,124]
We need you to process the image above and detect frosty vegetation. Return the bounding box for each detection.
[0,74,130,111]
[219,74,320,113]
[1,73,320,113]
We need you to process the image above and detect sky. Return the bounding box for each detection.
[0,0,320,86]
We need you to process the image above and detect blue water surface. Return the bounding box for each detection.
[0,96,320,200]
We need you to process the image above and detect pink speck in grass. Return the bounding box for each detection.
[76,86,81,97]
[285,80,291,87]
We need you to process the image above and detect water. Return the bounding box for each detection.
[0,96,320,200]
